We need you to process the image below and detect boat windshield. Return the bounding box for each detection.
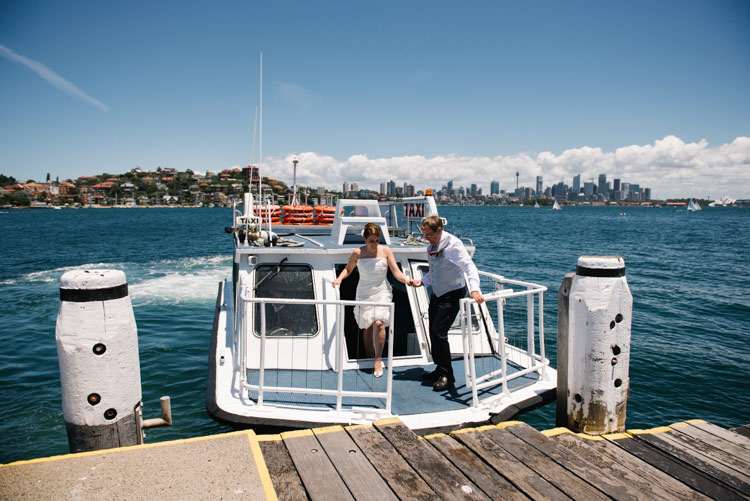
[253,264,318,337]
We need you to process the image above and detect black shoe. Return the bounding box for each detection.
[432,375,455,391]
[422,368,440,381]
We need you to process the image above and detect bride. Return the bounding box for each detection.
[333,222,413,377]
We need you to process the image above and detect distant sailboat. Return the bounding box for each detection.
[687,199,701,212]
[534,201,540,208]
[552,199,561,210]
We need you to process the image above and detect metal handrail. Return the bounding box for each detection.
[462,270,549,408]
[234,269,549,413]
[237,290,395,413]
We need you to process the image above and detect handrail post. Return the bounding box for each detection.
[461,299,479,407]
[258,299,266,407]
[385,303,394,413]
[461,299,471,388]
[538,290,545,377]
[335,302,344,412]
[527,286,535,360]
[497,296,510,397]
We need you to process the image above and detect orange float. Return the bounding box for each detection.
[255,204,281,223]
[313,205,336,225]
[282,205,314,225]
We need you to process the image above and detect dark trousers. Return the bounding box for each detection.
[428,287,466,379]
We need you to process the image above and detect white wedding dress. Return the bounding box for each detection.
[354,258,392,329]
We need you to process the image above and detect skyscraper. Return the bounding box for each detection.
[598,174,607,199]
[536,176,543,197]
[584,181,595,198]
[343,182,349,195]
[490,180,499,195]
[573,174,581,194]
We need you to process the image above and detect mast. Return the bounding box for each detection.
[258,52,263,198]
[251,102,258,165]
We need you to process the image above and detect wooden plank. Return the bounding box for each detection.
[685,420,750,451]
[374,418,489,501]
[731,425,750,439]
[485,425,610,501]
[605,432,745,501]
[312,426,397,501]
[258,436,308,501]
[631,430,750,496]
[507,423,641,501]
[281,429,354,501]
[656,427,750,482]
[451,427,572,501]
[425,433,528,501]
[671,422,750,463]
[346,425,436,501]
[548,430,705,501]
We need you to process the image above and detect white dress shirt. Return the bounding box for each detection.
[421,230,481,297]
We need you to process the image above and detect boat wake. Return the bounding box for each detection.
[3,255,231,305]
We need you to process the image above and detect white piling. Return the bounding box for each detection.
[55,269,142,452]
[558,256,632,434]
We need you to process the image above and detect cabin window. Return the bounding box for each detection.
[253,264,318,337]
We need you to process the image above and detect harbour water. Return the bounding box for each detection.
[1,205,747,464]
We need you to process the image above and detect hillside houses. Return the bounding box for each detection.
[0,166,300,207]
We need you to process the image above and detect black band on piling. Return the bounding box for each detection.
[60,284,129,302]
[576,266,625,277]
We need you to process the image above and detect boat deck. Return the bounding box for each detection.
[246,357,548,417]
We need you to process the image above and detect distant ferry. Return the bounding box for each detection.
[207,189,556,433]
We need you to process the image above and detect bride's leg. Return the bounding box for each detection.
[363,326,374,358]
[373,320,385,373]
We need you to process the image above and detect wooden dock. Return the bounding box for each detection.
[2,418,748,500]
[259,418,750,501]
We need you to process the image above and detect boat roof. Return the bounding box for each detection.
[234,195,463,256]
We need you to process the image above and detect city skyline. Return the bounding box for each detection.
[1,2,748,199]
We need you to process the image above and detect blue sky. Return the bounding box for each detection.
[1,0,748,199]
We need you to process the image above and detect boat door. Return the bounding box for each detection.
[408,260,495,356]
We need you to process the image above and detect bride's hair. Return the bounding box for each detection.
[363,223,381,239]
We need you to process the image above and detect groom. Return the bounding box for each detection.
[412,216,484,391]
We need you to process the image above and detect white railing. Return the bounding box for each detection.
[461,271,549,408]
[237,289,395,414]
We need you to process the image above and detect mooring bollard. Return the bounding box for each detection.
[556,256,632,434]
[55,270,143,452]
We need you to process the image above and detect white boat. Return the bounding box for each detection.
[534,201,540,208]
[552,199,561,210]
[687,199,701,211]
[207,190,556,434]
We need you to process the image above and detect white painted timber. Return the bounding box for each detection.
[56,270,141,427]
[567,256,632,434]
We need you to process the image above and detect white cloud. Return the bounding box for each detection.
[0,45,109,112]
[255,136,750,200]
